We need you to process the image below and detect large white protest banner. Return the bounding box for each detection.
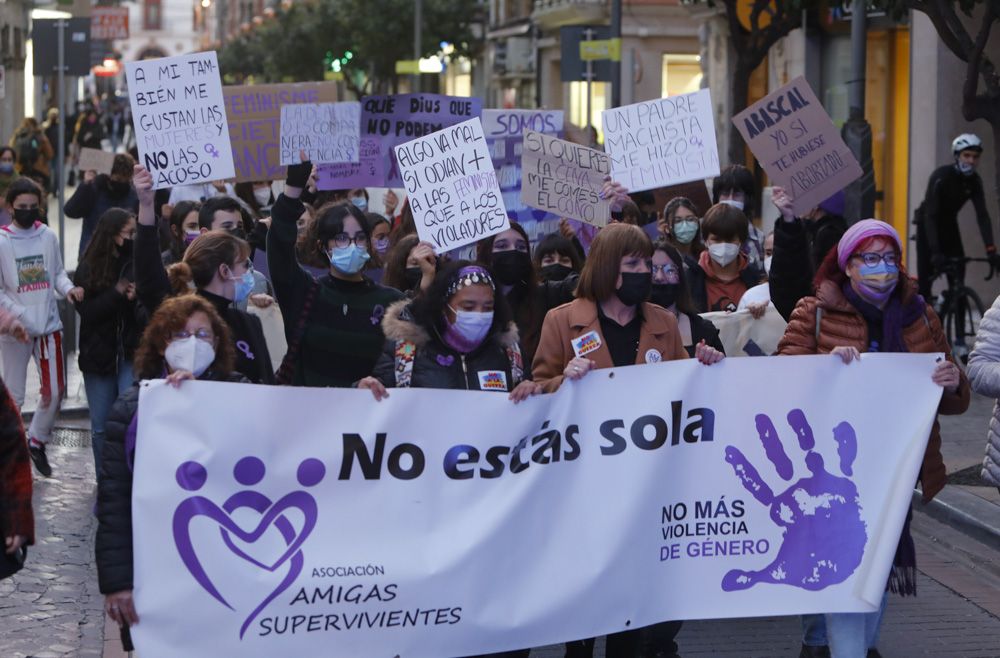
[602,89,721,192]
[394,117,509,253]
[132,354,941,657]
[279,101,361,165]
[126,51,235,189]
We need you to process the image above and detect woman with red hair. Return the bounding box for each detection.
[777,219,969,658]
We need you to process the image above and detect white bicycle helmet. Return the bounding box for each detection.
[952,133,983,154]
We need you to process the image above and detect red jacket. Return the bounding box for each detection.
[0,381,33,544]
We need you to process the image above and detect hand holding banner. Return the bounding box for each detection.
[732,77,862,215]
[126,51,235,189]
[395,117,509,253]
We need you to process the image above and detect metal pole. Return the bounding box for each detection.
[412,0,422,93]
[840,0,875,223]
[585,29,593,146]
[57,19,66,263]
[610,0,621,108]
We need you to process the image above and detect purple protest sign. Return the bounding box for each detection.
[316,94,482,190]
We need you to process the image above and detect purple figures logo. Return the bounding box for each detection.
[721,410,867,591]
[171,456,326,638]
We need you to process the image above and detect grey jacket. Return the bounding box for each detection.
[968,293,1000,486]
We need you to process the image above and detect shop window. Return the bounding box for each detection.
[661,54,702,97]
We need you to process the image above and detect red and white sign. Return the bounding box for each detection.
[91,7,129,41]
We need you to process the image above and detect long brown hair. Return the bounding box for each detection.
[133,295,235,378]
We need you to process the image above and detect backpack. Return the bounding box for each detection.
[15,132,39,168]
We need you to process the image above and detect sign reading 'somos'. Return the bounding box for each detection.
[126,51,235,189]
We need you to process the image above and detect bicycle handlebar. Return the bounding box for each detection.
[940,257,995,281]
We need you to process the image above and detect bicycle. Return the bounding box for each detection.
[933,256,993,359]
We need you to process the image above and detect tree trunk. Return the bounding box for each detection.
[728,61,753,166]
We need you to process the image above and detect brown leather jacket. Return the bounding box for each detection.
[531,298,688,392]
[778,278,970,502]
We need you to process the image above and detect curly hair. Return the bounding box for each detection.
[133,294,235,379]
[75,208,134,292]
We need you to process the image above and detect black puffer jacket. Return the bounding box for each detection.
[74,255,142,375]
[370,301,524,391]
[95,370,249,594]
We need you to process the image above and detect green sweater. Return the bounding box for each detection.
[267,195,403,387]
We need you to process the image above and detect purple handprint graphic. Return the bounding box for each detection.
[172,456,326,638]
[722,410,867,591]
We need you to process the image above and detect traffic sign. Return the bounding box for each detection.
[580,38,621,62]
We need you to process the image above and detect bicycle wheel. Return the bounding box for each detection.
[959,286,986,344]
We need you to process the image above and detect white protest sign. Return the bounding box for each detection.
[77,147,116,175]
[279,102,361,166]
[394,117,509,253]
[130,354,941,657]
[602,89,721,192]
[520,131,611,226]
[126,51,235,189]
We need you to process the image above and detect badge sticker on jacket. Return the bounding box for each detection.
[572,330,602,357]
[478,370,508,391]
[645,349,662,364]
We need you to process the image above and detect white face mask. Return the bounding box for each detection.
[164,336,216,377]
[720,198,745,212]
[253,187,272,206]
[708,242,740,268]
[956,161,975,176]
[764,255,773,273]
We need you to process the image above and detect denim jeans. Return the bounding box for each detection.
[83,359,134,472]
[802,591,889,657]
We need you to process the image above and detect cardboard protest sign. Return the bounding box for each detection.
[602,89,720,192]
[482,109,564,223]
[395,118,509,253]
[733,77,862,216]
[126,51,234,189]
[317,94,482,190]
[279,102,360,166]
[77,147,116,175]
[224,82,339,183]
[521,131,611,227]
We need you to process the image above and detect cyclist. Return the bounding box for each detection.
[916,133,1000,355]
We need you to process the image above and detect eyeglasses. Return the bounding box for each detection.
[172,329,214,343]
[332,233,369,248]
[852,252,898,267]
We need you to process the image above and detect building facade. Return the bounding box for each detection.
[0,0,31,139]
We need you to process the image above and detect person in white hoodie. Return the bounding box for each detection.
[0,177,83,476]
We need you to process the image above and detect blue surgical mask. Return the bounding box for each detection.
[351,196,368,212]
[0,162,13,174]
[672,220,699,245]
[227,270,255,302]
[328,244,370,275]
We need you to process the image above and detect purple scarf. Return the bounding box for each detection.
[841,282,925,353]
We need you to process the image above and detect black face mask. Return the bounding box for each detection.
[402,266,424,291]
[118,238,133,257]
[539,263,573,282]
[650,283,678,309]
[491,250,533,286]
[616,272,652,307]
[108,181,131,197]
[227,227,247,241]
[12,208,39,229]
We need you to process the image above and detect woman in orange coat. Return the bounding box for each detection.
[531,222,722,658]
[778,219,968,658]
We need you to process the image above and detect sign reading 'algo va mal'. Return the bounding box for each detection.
[131,354,941,657]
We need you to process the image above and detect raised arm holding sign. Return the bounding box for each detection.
[125,51,235,189]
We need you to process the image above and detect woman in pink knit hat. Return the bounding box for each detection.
[776,219,969,658]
